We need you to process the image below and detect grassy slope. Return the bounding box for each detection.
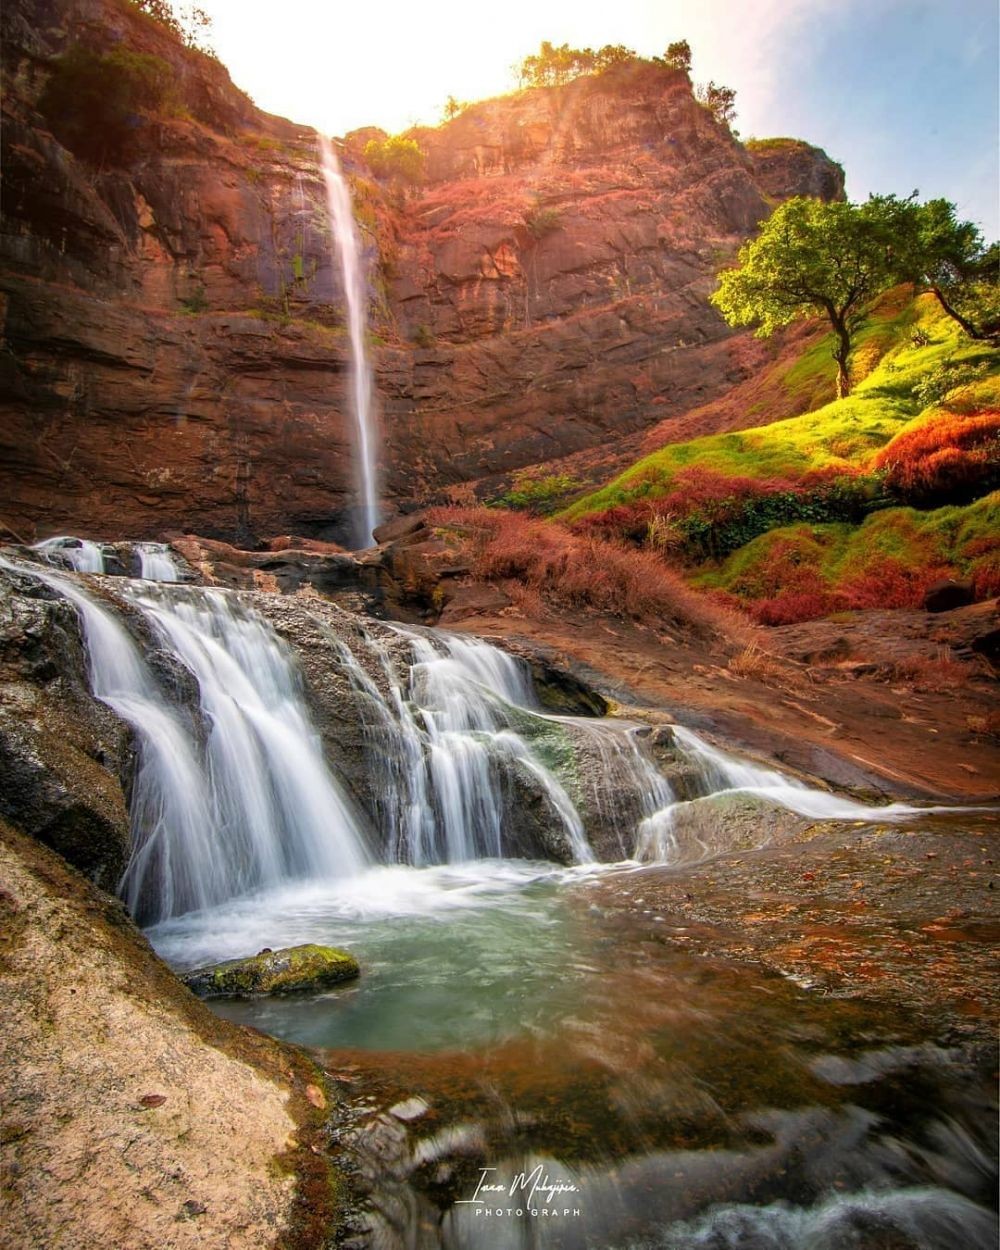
[561,296,996,519]
[557,294,999,623]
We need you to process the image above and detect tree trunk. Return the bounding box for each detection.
[930,286,989,340]
[832,321,852,399]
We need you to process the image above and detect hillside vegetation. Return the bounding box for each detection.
[555,293,998,624]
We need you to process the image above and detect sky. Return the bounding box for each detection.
[198,0,999,236]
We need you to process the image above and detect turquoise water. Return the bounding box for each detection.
[151,857,998,1249]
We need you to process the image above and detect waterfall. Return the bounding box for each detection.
[3,561,371,923]
[2,552,944,929]
[635,723,925,861]
[330,624,593,865]
[136,543,179,582]
[318,135,379,548]
[34,536,105,573]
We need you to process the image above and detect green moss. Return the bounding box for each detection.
[184,943,360,998]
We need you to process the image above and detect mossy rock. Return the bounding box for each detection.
[182,943,359,999]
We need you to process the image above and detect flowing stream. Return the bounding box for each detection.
[318,135,379,547]
[3,557,996,1248]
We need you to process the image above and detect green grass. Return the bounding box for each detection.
[560,296,998,523]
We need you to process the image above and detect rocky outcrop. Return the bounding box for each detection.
[0,815,338,1250]
[183,943,360,998]
[0,562,131,887]
[1,0,843,545]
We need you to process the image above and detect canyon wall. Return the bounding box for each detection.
[0,0,843,544]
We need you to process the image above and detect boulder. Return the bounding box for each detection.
[182,943,360,998]
[922,579,975,613]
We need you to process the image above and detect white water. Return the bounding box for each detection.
[1,554,963,927]
[1,560,371,922]
[634,724,930,861]
[137,543,179,582]
[34,535,105,573]
[121,586,372,913]
[331,624,594,865]
[318,135,379,548]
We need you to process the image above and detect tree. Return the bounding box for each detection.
[39,45,174,166]
[711,195,916,398]
[901,199,999,341]
[129,1,214,54]
[363,135,425,186]
[514,41,637,88]
[663,40,691,73]
[696,81,737,129]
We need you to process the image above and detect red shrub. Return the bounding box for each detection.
[873,411,1000,505]
[972,559,1000,599]
[751,590,834,626]
[426,506,758,643]
[838,557,953,610]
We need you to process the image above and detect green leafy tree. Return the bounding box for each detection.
[663,40,692,73]
[711,195,916,398]
[514,41,637,88]
[696,80,737,129]
[901,199,999,341]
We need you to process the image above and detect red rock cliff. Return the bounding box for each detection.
[0,0,843,544]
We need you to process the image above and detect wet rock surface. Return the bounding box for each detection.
[183,943,360,998]
[0,565,131,888]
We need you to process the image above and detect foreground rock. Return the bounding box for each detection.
[0,818,339,1250]
[184,944,360,998]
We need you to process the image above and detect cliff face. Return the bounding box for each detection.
[0,0,844,544]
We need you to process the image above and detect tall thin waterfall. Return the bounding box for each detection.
[318,135,379,548]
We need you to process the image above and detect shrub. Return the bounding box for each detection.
[911,360,991,408]
[751,590,833,626]
[873,410,1000,505]
[889,656,976,691]
[363,136,425,185]
[523,203,563,239]
[728,643,786,680]
[574,466,884,561]
[491,470,584,515]
[427,506,757,643]
[39,44,175,165]
[837,556,952,609]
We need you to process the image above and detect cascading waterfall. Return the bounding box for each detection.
[1,553,938,929]
[318,135,379,548]
[34,535,105,573]
[1,560,371,923]
[635,722,927,860]
[136,542,179,582]
[329,623,593,866]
